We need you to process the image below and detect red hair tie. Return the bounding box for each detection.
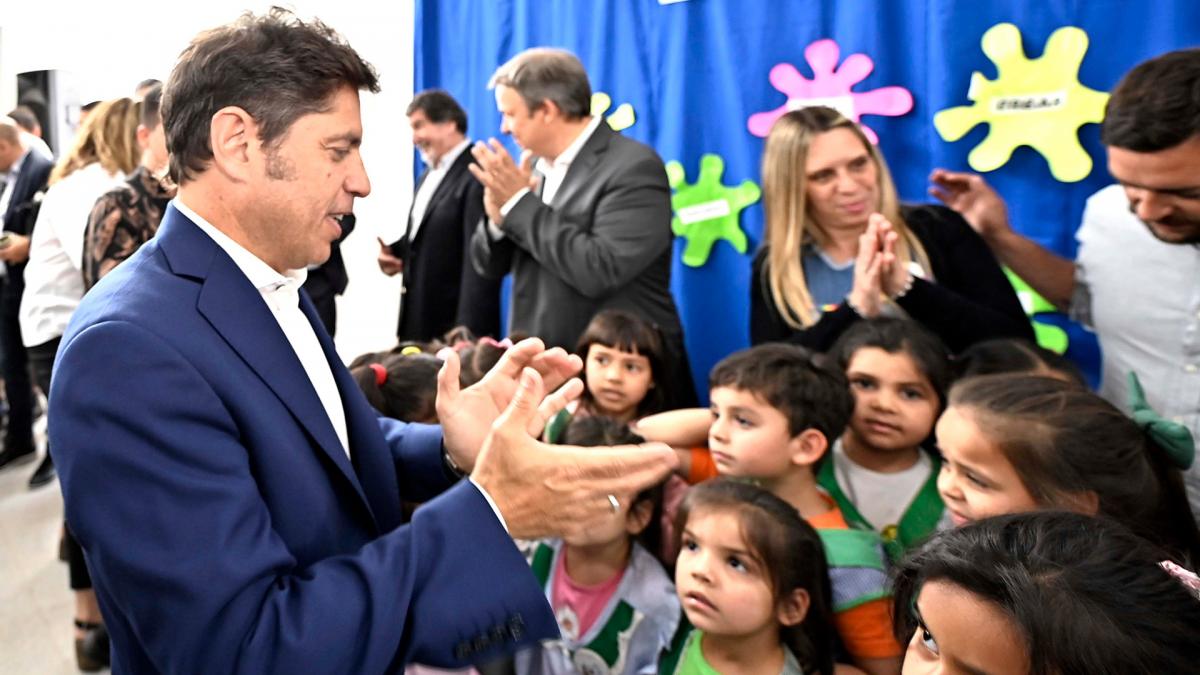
[368,363,387,387]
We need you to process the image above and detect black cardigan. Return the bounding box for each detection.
[749,204,1034,353]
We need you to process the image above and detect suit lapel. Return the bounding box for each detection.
[400,171,430,243]
[551,122,612,209]
[158,206,377,523]
[409,150,474,248]
[299,291,402,531]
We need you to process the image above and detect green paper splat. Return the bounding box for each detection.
[1004,268,1069,354]
[934,23,1109,183]
[591,92,636,131]
[666,153,761,267]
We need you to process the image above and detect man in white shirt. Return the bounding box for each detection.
[470,48,696,407]
[49,9,673,672]
[377,89,501,341]
[930,48,1200,521]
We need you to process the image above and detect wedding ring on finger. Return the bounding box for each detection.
[607,494,620,514]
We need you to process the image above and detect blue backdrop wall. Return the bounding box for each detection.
[414,0,1200,400]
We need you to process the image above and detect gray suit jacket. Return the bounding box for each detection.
[470,122,682,350]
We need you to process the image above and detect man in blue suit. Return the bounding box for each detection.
[0,116,53,472]
[50,9,673,673]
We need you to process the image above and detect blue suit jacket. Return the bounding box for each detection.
[50,205,555,673]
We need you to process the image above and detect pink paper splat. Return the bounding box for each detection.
[747,39,914,144]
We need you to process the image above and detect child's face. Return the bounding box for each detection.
[845,347,939,453]
[675,508,784,641]
[708,386,804,480]
[903,579,1029,675]
[935,407,1038,526]
[585,344,654,419]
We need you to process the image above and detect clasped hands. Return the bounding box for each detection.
[846,213,913,318]
[468,139,539,227]
[434,337,676,540]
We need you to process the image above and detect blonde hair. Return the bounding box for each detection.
[49,97,142,186]
[759,107,929,329]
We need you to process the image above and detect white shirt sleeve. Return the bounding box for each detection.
[469,477,509,533]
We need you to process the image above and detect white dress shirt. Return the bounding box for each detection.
[20,163,126,348]
[176,200,513,527]
[174,198,351,458]
[408,138,471,241]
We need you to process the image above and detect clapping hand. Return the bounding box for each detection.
[471,365,677,540]
[848,217,885,316]
[436,337,584,473]
[847,214,910,315]
[874,214,912,298]
[468,140,538,227]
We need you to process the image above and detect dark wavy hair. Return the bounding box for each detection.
[953,338,1084,385]
[710,343,852,442]
[675,478,838,675]
[831,317,952,408]
[893,511,1200,674]
[163,7,379,184]
[1101,48,1200,152]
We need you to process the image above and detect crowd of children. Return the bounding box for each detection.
[354,309,1200,674]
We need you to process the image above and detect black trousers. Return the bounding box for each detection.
[30,335,90,590]
[0,272,34,454]
[663,330,700,410]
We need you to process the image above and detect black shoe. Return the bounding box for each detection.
[28,454,55,488]
[0,444,34,471]
[74,620,110,672]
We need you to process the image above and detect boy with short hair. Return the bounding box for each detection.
[638,344,902,675]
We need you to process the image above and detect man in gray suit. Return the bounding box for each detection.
[470,48,695,406]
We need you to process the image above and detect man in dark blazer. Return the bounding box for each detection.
[49,10,673,673]
[302,214,354,336]
[470,48,696,407]
[0,116,52,470]
[378,90,501,342]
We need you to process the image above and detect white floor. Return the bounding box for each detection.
[0,416,89,674]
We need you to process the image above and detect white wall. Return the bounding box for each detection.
[0,1,415,363]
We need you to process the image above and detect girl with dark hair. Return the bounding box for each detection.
[517,416,678,675]
[662,478,838,675]
[953,337,1084,384]
[937,372,1200,565]
[349,349,442,423]
[544,309,670,442]
[822,318,951,561]
[893,511,1200,674]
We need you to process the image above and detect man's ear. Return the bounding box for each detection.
[136,124,152,152]
[535,99,561,123]
[789,428,829,468]
[777,588,810,627]
[208,106,258,183]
